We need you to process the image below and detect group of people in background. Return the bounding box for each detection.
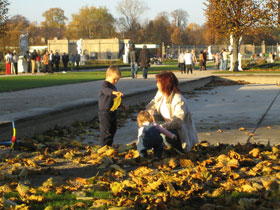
[128,44,151,79]
[4,50,81,75]
[4,51,18,75]
[251,52,277,63]
[178,49,207,74]
[213,49,232,71]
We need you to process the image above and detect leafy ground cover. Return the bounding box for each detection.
[0,99,280,210]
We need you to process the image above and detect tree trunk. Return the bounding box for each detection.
[232,36,239,72]
[278,0,280,25]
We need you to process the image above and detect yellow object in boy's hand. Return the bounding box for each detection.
[110,96,122,111]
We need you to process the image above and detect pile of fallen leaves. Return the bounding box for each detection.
[0,140,280,210]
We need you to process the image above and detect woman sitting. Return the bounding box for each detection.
[146,71,198,153]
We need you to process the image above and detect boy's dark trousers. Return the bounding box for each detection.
[98,109,117,146]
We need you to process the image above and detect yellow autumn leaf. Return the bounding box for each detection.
[24,159,37,167]
[28,194,44,202]
[261,179,277,190]
[168,158,178,169]
[249,148,260,158]
[272,146,279,154]
[111,182,123,196]
[180,159,194,168]
[227,159,239,168]
[46,158,56,164]
[97,145,110,154]
[143,179,162,193]
[106,148,117,156]
[241,184,254,193]
[16,183,29,198]
[44,206,54,210]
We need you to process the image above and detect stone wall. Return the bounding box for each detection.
[48,38,70,54]
[47,38,131,59]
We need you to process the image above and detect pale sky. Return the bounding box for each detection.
[9,0,206,25]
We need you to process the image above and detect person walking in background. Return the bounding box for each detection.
[202,49,207,70]
[48,50,54,73]
[69,54,75,71]
[178,51,185,74]
[26,51,31,73]
[223,49,231,70]
[54,52,60,72]
[199,51,204,71]
[214,52,220,70]
[5,52,11,75]
[62,52,69,71]
[10,52,15,75]
[12,52,18,75]
[31,50,37,74]
[75,53,80,70]
[191,49,197,70]
[219,49,224,70]
[128,44,138,79]
[184,50,193,74]
[36,52,41,73]
[42,51,49,73]
[139,45,150,79]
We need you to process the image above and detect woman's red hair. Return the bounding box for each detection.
[156,71,180,96]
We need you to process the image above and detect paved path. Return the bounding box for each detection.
[0,69,214,121]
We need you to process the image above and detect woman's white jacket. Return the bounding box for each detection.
[146,91,198,151]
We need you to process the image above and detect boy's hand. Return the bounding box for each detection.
[120,104,128,111]
[112,91,123,97]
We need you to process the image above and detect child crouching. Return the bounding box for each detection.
[137,110,177,159]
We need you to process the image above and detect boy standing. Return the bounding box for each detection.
[98,65,126,146]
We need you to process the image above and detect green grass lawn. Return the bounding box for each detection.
[0,65,177,93]
[213,61,280,74]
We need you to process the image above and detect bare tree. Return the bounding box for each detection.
[0,0,10,37]
[171,9,189,29]
[116,0,148,33]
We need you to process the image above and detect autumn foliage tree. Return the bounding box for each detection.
[204,0,278,71]
[42,8,68,28]
[66,6,116,39]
